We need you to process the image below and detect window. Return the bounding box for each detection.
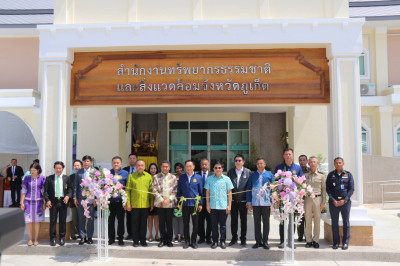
[361,122,371,155]
[169,121,249,170]
[394,123,400,157]
[359,49,370,79]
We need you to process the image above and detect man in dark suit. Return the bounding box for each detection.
[197,158,212,244]
[123,153,137,240]
[227,154,251,246]
[44,161,72,246]
[177,160,203,249]
[69,159,82,240]
[73,155,96,245]
[6,158,24,207]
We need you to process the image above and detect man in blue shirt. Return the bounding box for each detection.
[205,161,234,249]
[246,158,274,249]
[326,157,354,250]
[109,156,129,246]
[177,160,203,249]
[275,148,303,248]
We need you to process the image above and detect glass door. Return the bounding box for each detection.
[191,131,208,170]
[210,131,227,169]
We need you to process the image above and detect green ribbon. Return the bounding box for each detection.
[175,195,202,216]
[175,196,186,216]
[193,195,202,215]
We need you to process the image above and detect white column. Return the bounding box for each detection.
[328,56,362,204]
[39,59,73,176]
[374,106,394,157]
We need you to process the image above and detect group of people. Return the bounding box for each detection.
[7,147,354,251]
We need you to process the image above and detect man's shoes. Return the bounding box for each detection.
[206,238,212,244]
[342,243,348,250]
[79,238,85,245]
[158,241,166,247]
[313,242,320,249]
[252,242,261,249]
[198,238,205,244]
[262,243,270,250]
[297,236,303,242]
[140,242,148,247]
[167,242,173,247]
[87,238,93,244]
[118,239,124,246]
[71,236,77,240]
[305,242,313,248]
[229,238,237,246]
[84,237,88,243]
[59,238,65,246]
[220,242,226,249]
[240,240,247,246]
[332,243,339,249]
[125,235,132,240]
[191,242,198,249]
[278,242,284,249]
[133,242,139,247]
[50,239,56,246]
[108,239,115,245]
[183,241,189,249]
[211,242,218,249]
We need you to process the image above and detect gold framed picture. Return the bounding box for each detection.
[141,131,152,144]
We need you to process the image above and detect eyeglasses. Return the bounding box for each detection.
[214,167,222,169]
[234,160,242,162]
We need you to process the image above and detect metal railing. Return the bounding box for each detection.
[380,182,400,207]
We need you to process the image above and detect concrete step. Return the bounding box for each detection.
[4,239,400,263]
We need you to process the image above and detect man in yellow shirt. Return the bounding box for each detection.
[126,159,154,247]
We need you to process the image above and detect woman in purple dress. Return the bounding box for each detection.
[20,163,46,246]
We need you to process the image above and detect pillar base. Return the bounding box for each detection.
[322,205,375,246]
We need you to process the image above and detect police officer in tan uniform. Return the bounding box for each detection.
[304,156,326,249]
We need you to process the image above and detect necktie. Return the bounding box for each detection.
[203,173,206,182]
[12,166,15,176]
[56,175,61,198]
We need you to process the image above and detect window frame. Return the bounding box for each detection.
[359,49,370,80]
[361,122,372,155]
[394,123,400,157]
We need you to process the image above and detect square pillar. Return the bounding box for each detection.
[324,56,375,246]
[39,59,73,176]
[374,106,394,157]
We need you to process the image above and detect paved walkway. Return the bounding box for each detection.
[1,204,399,265]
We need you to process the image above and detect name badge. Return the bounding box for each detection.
[340,184,345,189]
[342,176,348,179]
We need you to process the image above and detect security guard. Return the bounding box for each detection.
[304,156,326,249]
[326,157,354,250]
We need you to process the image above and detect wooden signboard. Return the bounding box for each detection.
[71,49,329,105]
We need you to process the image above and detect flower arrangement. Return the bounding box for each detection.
[262,170,315,224]
[81,168,128,218]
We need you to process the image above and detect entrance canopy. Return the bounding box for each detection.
[0,111,39,154]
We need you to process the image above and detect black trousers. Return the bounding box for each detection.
[210,209,227,243]
[49,199,68,240]
[182,206,199,243]
[330,200,351,245]
[131,208,149,244]
[253,206,270,244]
[198,206,211,241]
[297,216,305,239]
[11,184,21,205]
[158,208,174,244]
[126,210,132,236]
[230,201,247,241]
[108,201,125,241]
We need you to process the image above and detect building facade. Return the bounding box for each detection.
[1,0,369,206]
